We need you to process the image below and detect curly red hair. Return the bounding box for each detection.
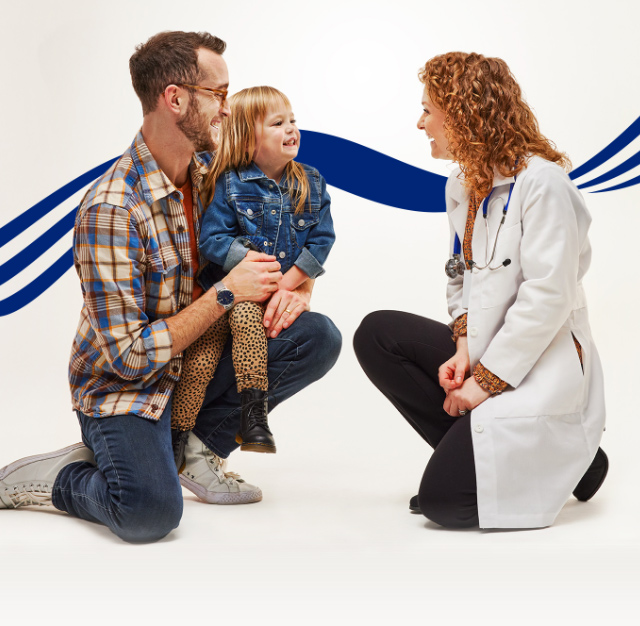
[419,52,570,198]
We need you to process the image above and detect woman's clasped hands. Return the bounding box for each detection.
[438,337,490,416]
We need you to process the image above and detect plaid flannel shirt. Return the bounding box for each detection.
[69,132,211,420]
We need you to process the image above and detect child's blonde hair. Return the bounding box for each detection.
[203,86,310,214]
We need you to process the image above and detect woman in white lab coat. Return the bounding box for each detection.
[354,52,608,529]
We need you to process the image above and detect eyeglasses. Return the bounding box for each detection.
[173,84,228,105]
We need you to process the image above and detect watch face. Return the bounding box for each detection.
[217,289,234,308]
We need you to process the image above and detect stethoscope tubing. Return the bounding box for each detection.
[448,177,517,275]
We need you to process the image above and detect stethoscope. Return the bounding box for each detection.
[445,177,517,279]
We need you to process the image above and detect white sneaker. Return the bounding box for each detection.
[0,443,95,509]
[179,432,262,504]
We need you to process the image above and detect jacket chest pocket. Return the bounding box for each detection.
[235,201,264,235]
[290,210,319,250]
[145,252,180,318]
[480,222,522,309]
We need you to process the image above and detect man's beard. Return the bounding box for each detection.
[177,94,215,152]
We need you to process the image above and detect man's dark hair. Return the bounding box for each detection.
[129,31,226,115]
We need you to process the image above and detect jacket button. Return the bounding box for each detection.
[247,209,253,216]
[271,209,276,215]
[474,424,484,433]
[269,184,274,189]
[263,241,268,246]
[469,327,478,338]
[172,365,179,373]
[298,219,305,226]
[279,251,286,259]
[151,404,159,412]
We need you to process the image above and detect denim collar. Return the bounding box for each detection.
[238,162,270,182]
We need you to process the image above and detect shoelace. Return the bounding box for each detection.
[244,397,272,433]
[206,451,241,484]
[5,485,52,508]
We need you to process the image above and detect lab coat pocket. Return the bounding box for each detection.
[480,222,522,309]
[485,324,586,418]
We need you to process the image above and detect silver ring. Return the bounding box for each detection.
[458,409,468,416]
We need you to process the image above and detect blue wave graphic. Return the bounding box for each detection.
[297,131,447,212]
[0,158,117,316]
[569,116,640,181]
[1,123,639,317]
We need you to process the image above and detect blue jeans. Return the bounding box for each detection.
[53,312,341,543]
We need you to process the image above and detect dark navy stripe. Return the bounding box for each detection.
[0,157,117,248]
[577,149,640,189]
[569,116,640,180]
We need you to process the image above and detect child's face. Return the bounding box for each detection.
[253,103,300,179]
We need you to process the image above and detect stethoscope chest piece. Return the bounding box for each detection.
[445,254,465,279]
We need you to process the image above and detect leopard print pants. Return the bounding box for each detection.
[171,301,268,432]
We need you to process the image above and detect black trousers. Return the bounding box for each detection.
[353,310,479,528]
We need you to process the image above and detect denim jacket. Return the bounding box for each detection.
[199,161,335,291]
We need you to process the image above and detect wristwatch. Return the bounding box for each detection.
[213,281,235,311]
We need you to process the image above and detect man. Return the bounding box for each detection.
[0,31,341,542]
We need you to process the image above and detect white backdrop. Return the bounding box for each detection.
[1,1,639,623]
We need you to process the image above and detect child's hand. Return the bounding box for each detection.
[263,288,311,338]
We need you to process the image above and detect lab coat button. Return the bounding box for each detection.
[469,327,478,338]
[474,424,484,433]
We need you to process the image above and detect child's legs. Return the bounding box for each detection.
[171,314,230,432]
[228,301,268,392]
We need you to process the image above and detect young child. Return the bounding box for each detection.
[171,86,335,455]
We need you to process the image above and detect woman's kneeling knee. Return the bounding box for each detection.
[419,481,479,529]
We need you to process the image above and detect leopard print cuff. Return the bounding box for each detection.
[451,314,468,343]
[473,362,508,395]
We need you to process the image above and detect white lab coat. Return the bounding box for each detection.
[446,156,606,528]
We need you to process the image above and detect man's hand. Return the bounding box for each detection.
[224,252,282,303]
[443,376,490,417]
[438,336,470,392]
[263,287,312,338]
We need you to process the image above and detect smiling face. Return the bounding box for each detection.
[253,102,300,181]
[417,86,452,160]
[177,48,230,151]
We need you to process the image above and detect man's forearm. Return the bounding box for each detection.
[166,253,282,356]
[165,289,226,357]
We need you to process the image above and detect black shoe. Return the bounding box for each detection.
[235,388,276,453]
[573,448,609,502]
[409,494,420,513]
[171,429,190,473]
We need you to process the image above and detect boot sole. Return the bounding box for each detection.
[0,443,90,480]
[179,474,263,504]
[240,442,277,453]
[235,434,276,454]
